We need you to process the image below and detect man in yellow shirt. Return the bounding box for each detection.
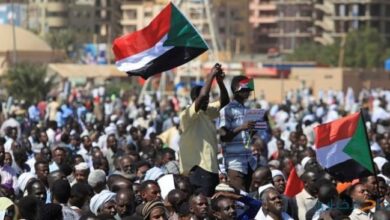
[179,63,229,197]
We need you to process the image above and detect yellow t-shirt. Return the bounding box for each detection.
[179,101,220,175]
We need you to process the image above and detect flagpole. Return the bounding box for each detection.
[360,108,381,203]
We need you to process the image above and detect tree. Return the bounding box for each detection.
[2,63,56,105]
[287,27,390,68]
[45,30,76,55]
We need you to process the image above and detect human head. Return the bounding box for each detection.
[88,169,107,193]
[41,146,52,163]
[17,196,43,220]
[0,145,5,166]
[74,162,90,183]
[116,189,135,218]
[231,75,253,102]
[47,170,66,190]
[107,174,132,193]
[142,200,168,220]
[17,172,36,194]
[349,183,369,205]
[35,161,49,186]
[53,147,66,165]
[107,134,118,153]
[250,167,273,192]
[0,197,16,220]
[136,160,151,181]
[52,179,71,204]
[211,196,236,220]
[301,170,319,196]
[26,179,47,202]
[316,179,338,205]
[140,180,162,202]
[69,182,94,209]
[261,188,284,217]
[174,175,193,199]
[89,190,117,217]
[271,170,286,194]
[360,175,378,200]
[82,135,93,152]
[4,152,12,166]
[12,146,28,166]
[120,156,134,175]
[190,194,209,219]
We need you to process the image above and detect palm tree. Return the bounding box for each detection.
[2,63,56,105]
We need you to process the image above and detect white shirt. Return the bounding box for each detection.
[255,208,293,220]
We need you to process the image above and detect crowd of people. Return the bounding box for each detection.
[0,63,390,220]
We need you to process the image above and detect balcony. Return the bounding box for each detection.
[47,3,67,12]
[249,3,277,11]
[47,17,67,27]
[250,16,277,24]
[314,19,334,31]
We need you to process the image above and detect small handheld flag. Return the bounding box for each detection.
[112,3,209,79]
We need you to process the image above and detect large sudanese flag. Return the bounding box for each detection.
[314,112,375,182]
[112,2,209,79]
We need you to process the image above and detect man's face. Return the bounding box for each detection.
[75,170,88,183]
[273,176,286,194]
[190,195,208,218]
[39,132,48,144]
[298,135,308,147]
[215,198,236,220]
[116,193,132,217]
[150,207,167,220]
[137,165,149,180]
[107,136,117,150]
[236,90,251,100]
[101,200,117,217]
[83,136,92,150]
[264,190,283,214]
[30,182,47,202]
[250,170,272,192]
[352,184,369,203]
[364,176,378,199]
[41,148,51,162]
[305,172,319,196]
[141,184,161,202]
[53,149,65,165]
[120,158,133,174]
[36,163,49,183]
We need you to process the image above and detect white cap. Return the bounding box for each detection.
[258,183,275,198]
[271,170,285,180]
[75,162,89,171]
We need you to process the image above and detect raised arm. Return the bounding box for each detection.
[215,69,229,109]
[194,63,220,112]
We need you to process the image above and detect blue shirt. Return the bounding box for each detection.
[219,100,271,157]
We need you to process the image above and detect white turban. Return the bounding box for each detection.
[374,157,388,172]
[89,190,116,215]
[301,156,312,168]
[75,162,89,171]
[271,169,285,180]
[144,167,164,181]
[17,172,36,193]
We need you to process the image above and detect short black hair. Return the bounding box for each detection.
[52,179,71,203]
[190,85,202,102]
[34,160,49,170]
[211,195,229,212]
[17,196,43,220]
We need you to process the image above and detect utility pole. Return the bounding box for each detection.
[11,0,17,66]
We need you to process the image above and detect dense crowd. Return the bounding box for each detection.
[0,63,390,220]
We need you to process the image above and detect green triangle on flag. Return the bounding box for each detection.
[163,3,208,49]
[342,114,374,173]
[247,79,255,90]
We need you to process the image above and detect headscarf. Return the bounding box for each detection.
[17,173,36,193]
[89,190,116,215]
[141,200,166,220]
[0,197,14,220]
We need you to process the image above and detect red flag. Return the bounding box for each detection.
[284,166,304,197]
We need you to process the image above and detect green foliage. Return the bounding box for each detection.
[45,30,76,53]
[287,27,390,68]
[2,63,55,104]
